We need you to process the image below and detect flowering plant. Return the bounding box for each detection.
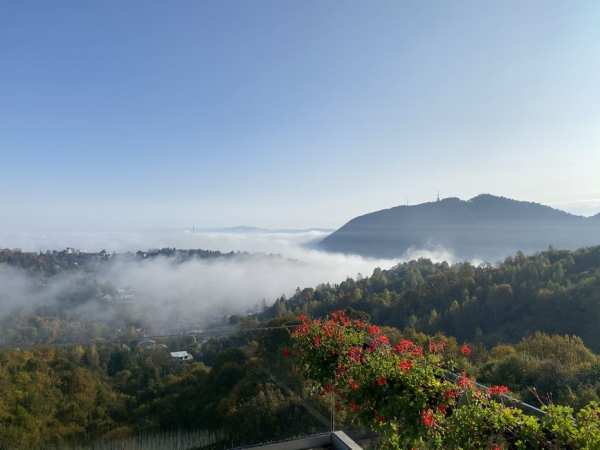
[289,311,600,449]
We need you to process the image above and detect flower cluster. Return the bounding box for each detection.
[457,372,475,390]
[286,311,600,449]
[488,385,510,396]
[289,311,467,441]
[421,408,436,428]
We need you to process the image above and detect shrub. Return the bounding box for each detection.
[289,311,600,449]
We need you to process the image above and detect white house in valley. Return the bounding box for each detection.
[170,351,193,361]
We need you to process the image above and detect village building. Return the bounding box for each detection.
[170,351,193,361]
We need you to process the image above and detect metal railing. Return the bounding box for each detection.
[232,431,362,450]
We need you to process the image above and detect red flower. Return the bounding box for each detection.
[428,340,437,353]
[394,339,414,354]
[368,335,389,352]
[457,372,474,390]
[281,347,290,358]
[437,403,447,415]
[313,336,321,347]
[376,376,387,386]
[421,408,436,428]
[377,334,390,345]
[350,401,360,412]
[461,344,472,357]
[331,310,350,326]
[444,388,459,400]
[410,345,424,358]
[399,359,413,373]
[488,385,510,396]
[298,313,308,323]
[348,379,359,390]
[322,319,337,337]
[348,346,363,364]
[368,325,381,336]
[293,322,310,336]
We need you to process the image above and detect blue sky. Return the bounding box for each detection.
[1,1,599,230]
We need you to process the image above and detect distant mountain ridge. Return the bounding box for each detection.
[320,194,600,262]
[191,226,333,234]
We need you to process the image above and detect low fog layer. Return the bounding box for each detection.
[0,229,456,333]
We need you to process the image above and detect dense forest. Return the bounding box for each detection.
[0,328,324,450]
[3,245,600,448]
[0,248,247,276]
[267,245,600,350]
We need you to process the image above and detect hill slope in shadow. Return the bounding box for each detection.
[320,194,600,262]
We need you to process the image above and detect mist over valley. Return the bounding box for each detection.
[0,228,410,344]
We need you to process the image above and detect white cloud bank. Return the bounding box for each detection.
[0,229,457,331]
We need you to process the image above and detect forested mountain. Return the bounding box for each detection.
[266,245,600,351]
[320,194,600,261]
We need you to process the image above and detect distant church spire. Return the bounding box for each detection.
[437,191,440,202]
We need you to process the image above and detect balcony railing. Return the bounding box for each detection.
[234,431,363,450]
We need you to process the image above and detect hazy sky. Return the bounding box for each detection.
[2,1,599,231]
